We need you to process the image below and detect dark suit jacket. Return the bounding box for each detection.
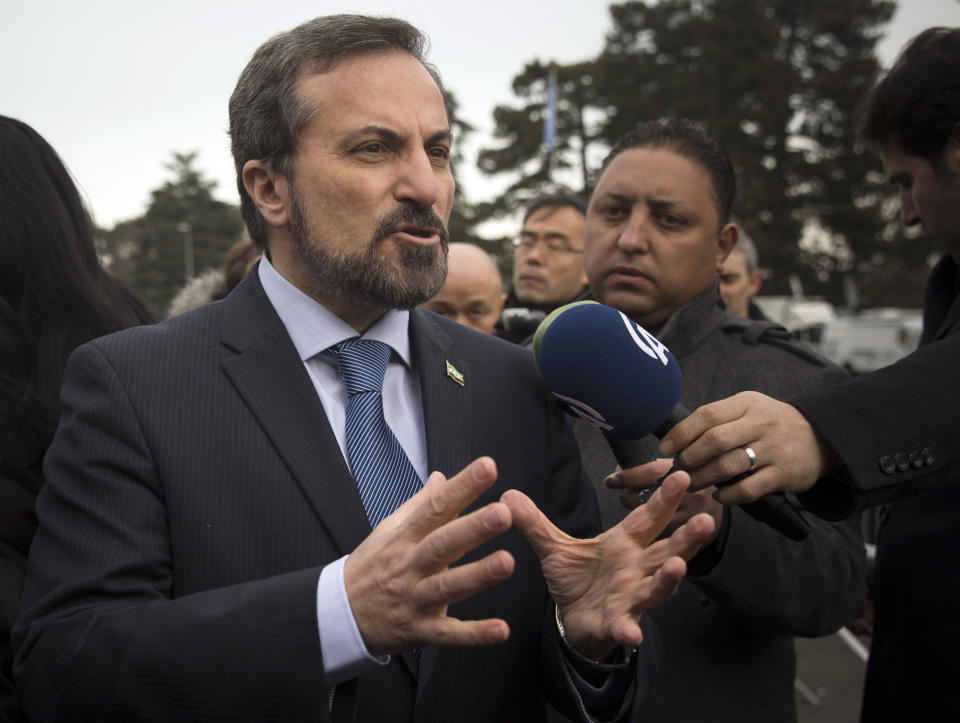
[12,272,647,722]
[795,255,960,518]
[794,254,960,722]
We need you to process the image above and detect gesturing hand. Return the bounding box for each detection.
[605,458,724,546]
[344,456,516,656]
[501,471,715,662]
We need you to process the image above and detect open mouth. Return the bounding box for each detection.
[391,224,442,244]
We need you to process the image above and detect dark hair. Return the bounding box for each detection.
[597,118,736,227]
[228,15,445,249]
[522,193,587,224]
[0,116,154,456]
[863,27,960,165]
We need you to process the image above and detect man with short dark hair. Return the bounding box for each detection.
[497,194,589,343]
[12,16,713,722]
[579,118,864,723]
[648,28,960,722]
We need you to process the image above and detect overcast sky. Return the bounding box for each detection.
[3,0,958,230]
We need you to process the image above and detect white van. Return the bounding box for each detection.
[818,309,923,375]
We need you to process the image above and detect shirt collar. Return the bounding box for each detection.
[258,254,412,368]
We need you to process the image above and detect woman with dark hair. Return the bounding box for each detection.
[0,116,154,721]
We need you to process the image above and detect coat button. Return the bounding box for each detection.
[922,446,935,466]
[895,453,909,472]
[879,456,896,475]
[909,450,925,469]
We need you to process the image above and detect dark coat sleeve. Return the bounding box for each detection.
[794,330,960,520]
[12,342,328,722]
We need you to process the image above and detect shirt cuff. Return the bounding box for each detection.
[317,555,389,684]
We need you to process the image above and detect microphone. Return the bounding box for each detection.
[533,301,810,542]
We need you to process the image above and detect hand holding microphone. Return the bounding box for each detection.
[532,301,811,542]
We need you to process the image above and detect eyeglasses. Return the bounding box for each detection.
[512,236,584,256]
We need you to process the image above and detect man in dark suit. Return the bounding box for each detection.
[11,15,713,722]
[644,27,960,722]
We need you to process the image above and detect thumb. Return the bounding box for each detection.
[500,489,568,558]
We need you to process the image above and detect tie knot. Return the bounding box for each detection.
[326,339,392,397]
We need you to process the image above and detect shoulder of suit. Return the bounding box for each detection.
[89,296,225,355]
[718,316,833,368]
[415,308,533,360]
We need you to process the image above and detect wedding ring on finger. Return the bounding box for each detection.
[742,445,758,471]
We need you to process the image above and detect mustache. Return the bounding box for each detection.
[373,204,449,246]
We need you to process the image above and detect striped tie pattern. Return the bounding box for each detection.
[325,339,422,528]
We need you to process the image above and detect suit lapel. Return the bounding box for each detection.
[221,293,474,684]
[410,309,473,478]
[219,272,370,556]
[408,309,473,689]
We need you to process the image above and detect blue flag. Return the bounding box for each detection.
[542,68,557,150]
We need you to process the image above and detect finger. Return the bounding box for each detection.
[604,458,674,490]
[609,615,645,649]
[404,457,499,539]
[385,469,449,525]
[631,511,716,575]
[685,445,758,491]
[499,489,571,559]
[662,512,716,561]
[413,549,515,607]
[635,556,688,610]
[618,471,690,546]
[658,393,753,456]
[417,616,511,647]
[711,467,783,506]
[412,502,513,575]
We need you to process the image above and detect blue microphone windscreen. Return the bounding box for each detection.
[534,301,682,440]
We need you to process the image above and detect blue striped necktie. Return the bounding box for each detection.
[325,339,422,528]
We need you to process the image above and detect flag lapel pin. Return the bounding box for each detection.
[445,360,465,387]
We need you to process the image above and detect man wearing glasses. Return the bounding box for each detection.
[496,194,590,343]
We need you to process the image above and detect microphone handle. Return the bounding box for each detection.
[606,437,656,469]
[726,476,811,541]
[647,403,811,542]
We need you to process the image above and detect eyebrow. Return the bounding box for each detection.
[339,125,453,148]
[594,191,631,205]
[648,198,685,211]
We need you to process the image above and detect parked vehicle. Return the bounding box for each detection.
[753,295,837,331]
[817,309,923,375]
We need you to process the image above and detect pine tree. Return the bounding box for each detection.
[103,152,244,311]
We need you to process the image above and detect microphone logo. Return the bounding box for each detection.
[554,393,614,432]
[619,312,669,366]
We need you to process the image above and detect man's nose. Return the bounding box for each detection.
[900,190,921,228]
[395,152,440,208]
[616,215,651,253]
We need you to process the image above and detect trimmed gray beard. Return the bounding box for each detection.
[288,183,449,309]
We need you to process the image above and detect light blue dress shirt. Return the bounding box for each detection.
[258,256,428,683]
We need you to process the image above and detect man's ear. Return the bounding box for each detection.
[716,223,739,272]
[242,159,290,229]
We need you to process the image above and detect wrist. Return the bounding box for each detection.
[554,603,634,670]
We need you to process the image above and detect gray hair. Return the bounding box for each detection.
[228,15,445,248]
[732,228,759,273]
